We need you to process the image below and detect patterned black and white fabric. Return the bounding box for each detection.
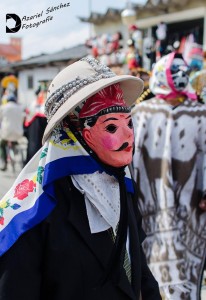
[132,98,206,299]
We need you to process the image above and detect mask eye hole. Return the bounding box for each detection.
[105,124,117,133]
[171,64,179,73]
[128,119,133,129]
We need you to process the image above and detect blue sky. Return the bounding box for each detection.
[0,0,146,59]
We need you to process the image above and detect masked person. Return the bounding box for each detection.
[0,57,161,300]
[132,52,206,299]
[0,94,25,171]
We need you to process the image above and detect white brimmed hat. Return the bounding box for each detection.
[43,56,144,143]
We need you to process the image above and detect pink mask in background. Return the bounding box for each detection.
[82,112,134,167]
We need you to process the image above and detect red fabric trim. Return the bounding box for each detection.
[24,113,46,127]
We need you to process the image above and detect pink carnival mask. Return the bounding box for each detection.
[82,112,134,167]
[79,84,134,167]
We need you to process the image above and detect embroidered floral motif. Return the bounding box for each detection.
[0,199,21,226]
[66,129,77,144]
[59,128,77,146]
[32,174,37,184]
[51,126,81,151]
[10,203,21,210]
[40,147,48,159]
[0,199,10,209]
[14,179,36,200]
[37,167,44,184]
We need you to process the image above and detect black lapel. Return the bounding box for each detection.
[127,193,141,299]
[66,177,113,269]
[58,176,136,300]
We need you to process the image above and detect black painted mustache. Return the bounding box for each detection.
[114,142,129,152]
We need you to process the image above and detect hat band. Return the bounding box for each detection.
[45,57,116,121]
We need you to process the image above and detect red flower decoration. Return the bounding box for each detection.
[14,179,36,200]
[0,217,4,225]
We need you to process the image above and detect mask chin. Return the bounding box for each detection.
[172,73,189,91]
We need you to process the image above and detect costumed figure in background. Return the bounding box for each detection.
[0,76,25,171]
[155,22,168,61]
[24,80,48,164]
[126,38,142,76]
[0,75,18,105]
[190,69,206,104]
[128,24,143,55]
[143,35,156,70]
[132,52,206,299]
[0,94,25,171]
[0,57,161,300]
[184,44,203,74]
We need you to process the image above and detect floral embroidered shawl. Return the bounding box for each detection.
[0,123,133,256]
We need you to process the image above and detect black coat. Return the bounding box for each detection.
[24,115,47,164]
[0,177,161,300]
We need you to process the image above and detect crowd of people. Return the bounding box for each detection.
[0,38,205,299]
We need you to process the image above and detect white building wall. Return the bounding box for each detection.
[18,66,61,108]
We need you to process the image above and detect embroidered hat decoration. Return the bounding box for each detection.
[43,56,144,143]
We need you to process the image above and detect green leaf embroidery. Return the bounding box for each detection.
[0,208,3,217]
[37,166,44,184]
[5,200,10,208]
[40,148,48,159]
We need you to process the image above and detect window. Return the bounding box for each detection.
[27,75,33,89]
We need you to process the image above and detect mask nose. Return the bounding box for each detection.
[176,70,185,77]
[123,126,134,142]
